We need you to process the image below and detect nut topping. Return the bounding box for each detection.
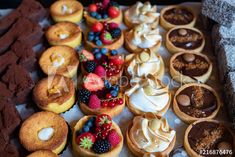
[178,28,187,36]
[183,53,195,62]
[176,94,191,106]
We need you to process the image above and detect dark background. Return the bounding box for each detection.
[0,0,201,8]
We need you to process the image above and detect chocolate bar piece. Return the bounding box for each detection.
[0,142,19,157]
[0,51,17,75]
[0,82,13,103]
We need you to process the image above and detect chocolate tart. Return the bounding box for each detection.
[72,115,123,157]
[170,52,212,84]
[166,26,205,54]
[173,83,221,123]
[184,119,235,157]
[50,0,83,23]
[27,150,58,157]
[19,111,68,154]
[160,5,196,30]
[46,22,82,48]
[33,75,75,114]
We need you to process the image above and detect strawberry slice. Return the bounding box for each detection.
[83,73,104,92]
[76,132,95,150]
[109,55,124,65]
[100,31,113,45]
[95,114,112,128]
[79,50,94,62]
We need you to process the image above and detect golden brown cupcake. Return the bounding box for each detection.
[19,111,68,154]
[170,52,213,84]
[50,0,83,23]
[126,113,176,157]
[46,22,82,48]
[166,26,205,54]
[124,23,162,53]
[184,119,235,157]
[27,150,58,157]
[124,1,160,29]
[39,45,79,78]
[33,75,75,114]
[160,5,196,30]
[173,83,221,124]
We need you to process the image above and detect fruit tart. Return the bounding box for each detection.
[50,0,83,23]
[72,114,123,157]
[125,74,171,116]
[160,5,196,30]
[124,23,162,53]
[184,119,235,157]
[84,0,123,26]
[78,73,125,117]
[79,48,124,85]
[126,113,176,157]
[166,26,205,54]
[124,1,160,29]
[85,22,124,50]
[173,83,221,124]
[170,52,212,84]
[46,22,82,48]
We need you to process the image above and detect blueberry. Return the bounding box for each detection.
[103,14,108,19]
[104,80,112,89]
[85,120,93,127]
[101,48,108,55]
[110,90,118,97]
[83,125,90,132]
[90,12,97,17]
[96,14,102,19]
[76,130,83,136]
[92,48,100,54]
[88,31,94,36]
[88,35,94,41]
[113,85,119,92]
[95,32,101,36]
[95,36,100,41]
[96,40,103,46]
[89,116,96,122]
[111,49,118,56]
[95,53,102,59]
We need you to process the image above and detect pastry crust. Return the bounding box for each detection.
[19,111,68,154]
[72,116,123,157]
[173,83,221,124]
[169,52,212,84]
[50,0,83,23]
[46,22,82,48]
[160,5,196,30]
[184,119,235,157]
[166,26,205,54]
[27,150,58,157]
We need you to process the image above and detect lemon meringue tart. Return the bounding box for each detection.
[124,23,162,53]
[170,52,212,84]
[19,111,68,154]
[46,22,82,48]
[27,150,58,157]
[126,113,176,157]
[125,75,171,116]
[166,26,205,54]
[160,5,196,30]
[173,83,221,124]
[39,45,79,78]
[50,0,83,23]
[33,75,75,114]
[124,1,160,29]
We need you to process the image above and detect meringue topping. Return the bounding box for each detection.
[38,127,54,141]
[50,53,65,68]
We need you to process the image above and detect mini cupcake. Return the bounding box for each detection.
[84,0,123,26]
[124,1,160,28]
[46,22,82,48]
[125,23,162,53]
[85,22,124,50]
[72,114,123,157]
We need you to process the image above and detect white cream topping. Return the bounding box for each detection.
[59,33,69,39]
[51,53,65,68]
[61,5,73,14]
[38,127,54,141]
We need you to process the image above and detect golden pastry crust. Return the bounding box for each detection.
[166,26,205,54]
[39,45,79,78]
[160,5,196,30]
[169,52,212,84]
[50,0,83,23]
[33,75,75,114]
[46,22,82,48]
[184,119,235,157]
[27,150,58,157]
[72,116,123,157]
[173,83,221,124]
[19,111,68,154]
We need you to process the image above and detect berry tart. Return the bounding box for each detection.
[124,23,162,53]
[170,52,213,84]
[184,119,235,157]
[27,150,58,157]
[126,113,176,157]
[50,0,83,23]
[160,5,196,30]
[173,83,221,124]
[166,26,205,54]
[78,73,125,117]
[72,114,123,157]
[46,22,82,48]
[84,0,123,26]
[79,48,124,84]
[84,22,124,50]
[124,1,160,29]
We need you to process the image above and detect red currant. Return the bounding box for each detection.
[108,100,116,107]
[115,69,120,74]
[107,71,113,77]
[117,98,123,105]
[106,93,112,99]
[101,101,108,107]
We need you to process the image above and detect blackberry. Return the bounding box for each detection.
[92,139,111,154]
[110,28,121,38]
[78,89,91,104]
[85,61,97,73]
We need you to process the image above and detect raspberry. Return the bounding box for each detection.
[107,129,120,147]
[88,94,101,109]
[94,65,106,77]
